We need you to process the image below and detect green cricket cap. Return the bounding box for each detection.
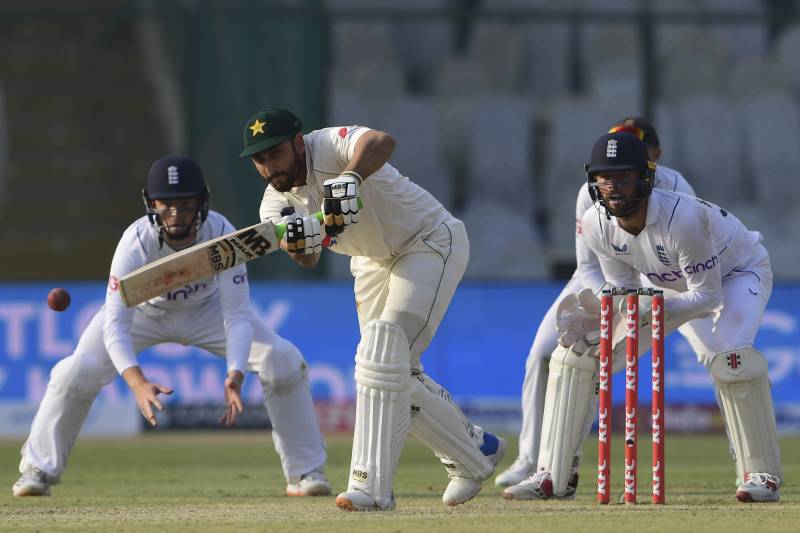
[240,108,303,158]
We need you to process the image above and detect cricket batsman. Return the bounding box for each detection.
[241,107,506,511]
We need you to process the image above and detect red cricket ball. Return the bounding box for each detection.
[47,288,71,312]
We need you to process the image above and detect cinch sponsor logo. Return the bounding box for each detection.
[233,273,247,285]
[166,283,208,300]
[645,255,718,283]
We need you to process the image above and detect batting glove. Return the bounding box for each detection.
[322,171,360,237]
[282,213,322,255]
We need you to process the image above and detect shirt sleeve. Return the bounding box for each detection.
[326,125,371,164]
[580,210,641,291]
[217,217,254,374]
[574,184,607,293]
[672,169,696,197]
[103,227,147,374]
[259,186,292,224]
[663,208,723,325]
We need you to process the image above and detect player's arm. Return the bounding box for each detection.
[321,127,394,238]
[217,260,253,426]
[103,228,173,426]
[342,129,396,183]
[664,210,722,325]
[574,184,607,293]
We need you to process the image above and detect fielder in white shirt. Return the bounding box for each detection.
[240,107,506,511]
[498,119,721,496]
[511,131,782,503]
[13,155,330,498]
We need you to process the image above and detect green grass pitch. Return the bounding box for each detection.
[0,432,797,532]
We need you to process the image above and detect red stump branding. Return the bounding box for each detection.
[597,291,613,504]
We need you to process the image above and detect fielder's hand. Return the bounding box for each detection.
[219,370,244,427]
[122,366,173,427]
[281,213,322,255]
[556,288,602,347]
[322,171,361,237]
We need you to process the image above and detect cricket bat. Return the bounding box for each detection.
[118,199,361,307]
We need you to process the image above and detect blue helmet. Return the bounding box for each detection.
[585,131,656,215]
[142,155,210,242]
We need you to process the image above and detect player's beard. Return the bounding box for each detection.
[603,191,643,218]
[268,149,305,193]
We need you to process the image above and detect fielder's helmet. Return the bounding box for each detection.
[142,155,210,240]
[585,131,656,206]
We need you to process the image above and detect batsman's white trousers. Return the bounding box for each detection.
[517,273,720,467]
[350,220,468,365]
[20,299,326,482]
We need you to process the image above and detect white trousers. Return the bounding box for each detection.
[20,298,326,482]
[517,274,720,466]
[351,220,468,366]
[349,220,495,477]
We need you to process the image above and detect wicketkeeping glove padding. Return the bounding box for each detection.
[322,171,360,237]
[282,213,322,255]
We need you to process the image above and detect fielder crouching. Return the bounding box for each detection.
[508,131,782,503]
[13,155,330,498]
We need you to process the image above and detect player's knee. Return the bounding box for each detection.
[258,340,308,392]
[709,346,768,384]
[49,354,109,398]
[378,311,425,349]
[355,320,411,391]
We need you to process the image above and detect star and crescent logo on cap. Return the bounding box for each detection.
[250,119,266,136]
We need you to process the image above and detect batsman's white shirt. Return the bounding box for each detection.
[580,188,769,328]
[259,125,466,360]
[104,211,253,374]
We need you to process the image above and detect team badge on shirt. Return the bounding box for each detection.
[656,244,671,266]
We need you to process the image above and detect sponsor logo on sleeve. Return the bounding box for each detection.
[338,127,348,138]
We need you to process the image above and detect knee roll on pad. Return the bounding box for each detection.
[350,320,412,507]
[258,341,307,392]
[409,372,493,480]
[539,342,599,496]
[710,347,783,485]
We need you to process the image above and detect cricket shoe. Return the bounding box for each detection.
[501,470,579,501]
[13,465,57,497]
[735,473,780,502]
[494,456,536,488]
[286,469,332,497]
[336,489,396,511]
[442,432,508,506]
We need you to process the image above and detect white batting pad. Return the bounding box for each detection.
[409,373,493,480]
[538,341,599,496]
[710,347,783,485]
[349,320,412,507]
